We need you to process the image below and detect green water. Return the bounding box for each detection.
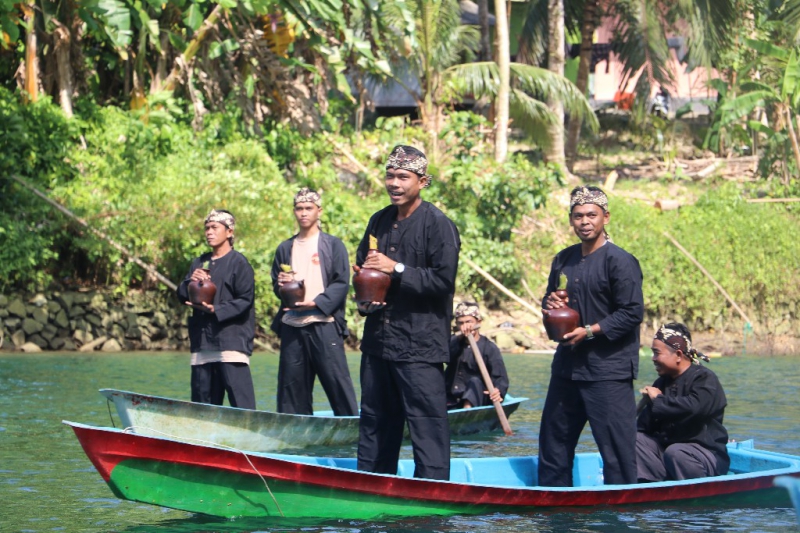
[1,352,799,532]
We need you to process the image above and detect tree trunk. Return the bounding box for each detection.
[565,0,598,169]
[493,0,510,163]
[478,0,492,61]
[23,1,38,103]
[151,30,170,92]
[54,25,74,117]
[163,4,223,92]
[545,0,565,166]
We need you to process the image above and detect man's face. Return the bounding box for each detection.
[569,203,609,243]
[651,339,681,377]
[294,202,321,230]
[205,221,232,248]
[456,316,480,332]
[385,167,427,207]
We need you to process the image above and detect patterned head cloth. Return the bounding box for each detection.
[454,301,482,321]
[654,323,710,363]
[386,145,432,187]
[570,186,609,213]
[294,187,322,207]
[204,209,235,231]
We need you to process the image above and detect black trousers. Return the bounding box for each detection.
[191,361,256,410]
[277,322,358,416]
[357,354,450,480]
[538,376,637,486]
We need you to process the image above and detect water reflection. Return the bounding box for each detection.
[1,352,799,532]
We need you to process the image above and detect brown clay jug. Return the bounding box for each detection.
[352,250,391,304]
[188,269,217,306]
[279,278,306,308]
[542,289,580,342]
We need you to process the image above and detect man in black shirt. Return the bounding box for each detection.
[637,323,729,481]
[177,209,256,409]
[446,302,508,409]
[355,145,460,481]
[538,186,644,486]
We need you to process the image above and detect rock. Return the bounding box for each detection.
[510,331,534,349]
[493,331,517,352]
[125,325,142,340]
[3,317,19,330]
[61,339,76,351]
[11,329,25,347]
[150,327,168,341]
[69,306,86,318]
[79,335,107,352]
[27,334,48,349]
[0,307,7,318]
[46,300,62,314]
[110,324,125,340]
[31,307,48,324]
[55,292,74,312]
[0,294,8,306]
[126,312,139,329]
[7,299,27,318]
[89,293,108,312]
[40,324,58,342]
[20,342,42,353]
[101,338,122,352]
[22,318,44,335]
[29,294,48,307]
[152,311,168,329]
[73,291,92,305]
[84,313,102,327]
[53,309,69,329]
[72,329,94,345]
[49,337,67,350]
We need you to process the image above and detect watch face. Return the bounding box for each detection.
[395,263,405,273]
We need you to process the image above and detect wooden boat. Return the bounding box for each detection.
[775,475,800,523]
[99,389,528,452]
[65,421,800,520]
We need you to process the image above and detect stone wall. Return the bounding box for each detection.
[0,290,191,353]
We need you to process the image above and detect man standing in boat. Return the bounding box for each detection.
[177,209,257,410]
[270,187,359,416]
[446,301,508,409]
[636,323,729,481]
[538,186,644,486]
[355,145,461,481]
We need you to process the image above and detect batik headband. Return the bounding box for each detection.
[204,209,235,231]
[570,186,609,213]
[386,145,432,187]
[654,325,710,363]
[454,302,482,321]
[294,187,322,207]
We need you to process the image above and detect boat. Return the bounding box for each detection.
[65,421,800,520]
[99,389,528,452]
[775,475,800,523]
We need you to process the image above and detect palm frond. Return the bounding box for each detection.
[509,89,558,148]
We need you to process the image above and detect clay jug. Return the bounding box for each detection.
[279,278,306,308]
[352,250,391,304]
[542,289,580,342]
[188,269,217,306]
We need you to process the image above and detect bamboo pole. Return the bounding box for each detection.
[9,175,178,291]
[162,4,224,92]
[746,198,800,203]
[461,256,542,318]
[465,332,512,435]
[662,231,753,328]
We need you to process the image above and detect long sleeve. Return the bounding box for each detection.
[596,252,644,342]
[214,257,255,324]
[314,235,350,317]
[397,216,460,298]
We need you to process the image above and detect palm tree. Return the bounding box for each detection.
[519,0,739,169]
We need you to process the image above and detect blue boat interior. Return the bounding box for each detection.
[268,440,800,488]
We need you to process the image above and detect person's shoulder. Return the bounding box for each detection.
[421,201,451,220]
[554,243,581,259]
[320,231,345,246]
[275,235,296,251]
[605,242,638,260]
[230,250,254,267]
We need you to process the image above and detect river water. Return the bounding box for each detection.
[1,351,799,532]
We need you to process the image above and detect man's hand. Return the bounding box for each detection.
[544,290,568,309]
[641,386,662,400]
[284,300,316,312]
[561,326,588,346]
[189,268,211,282]
[486,387,503,404]
[361,251,398,275]
[277,271,294,285]
[185,300,214,313]
[357,301,386,314]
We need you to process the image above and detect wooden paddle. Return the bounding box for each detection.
[464,333,513,436]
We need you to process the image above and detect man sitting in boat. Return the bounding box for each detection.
[445,302,508,409]
[636,323,730,481]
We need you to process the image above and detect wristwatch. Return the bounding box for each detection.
[393,262,405,275]
[585,324,594,339]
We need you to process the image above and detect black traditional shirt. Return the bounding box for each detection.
[445,335,509,401]
[270,231,351,337]
[357,201,460,363]
[177,250,256,355]
[637,364,730,473]
[543,242,644,381]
